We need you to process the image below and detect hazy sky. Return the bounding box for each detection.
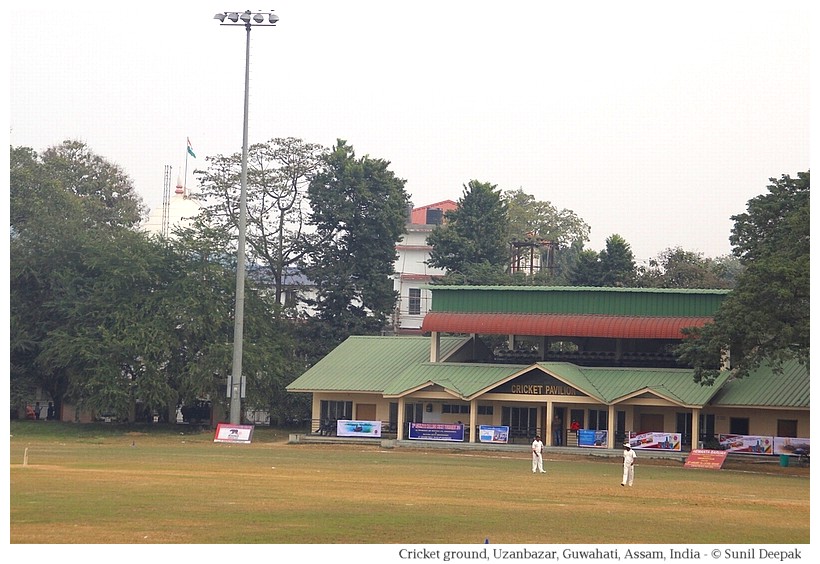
[8,0,811,264]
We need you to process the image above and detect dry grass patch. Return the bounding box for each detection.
[10,423,809,544]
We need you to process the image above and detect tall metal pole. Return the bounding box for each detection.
[229,20,252,425]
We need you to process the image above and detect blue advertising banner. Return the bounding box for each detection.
[408,422,464,441]
[479,425,509,444]
[577,429,608,448]
[336,420,382,437]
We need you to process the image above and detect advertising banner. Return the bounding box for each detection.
[773,436,810,456]
[718,434,773,454]
[684,449,728,469]
[213,423,254,444]
[478,425,509,444]
[577,429,608,448]
[627,432,681,451]
[336,420,382,437]
[408,422,464,441]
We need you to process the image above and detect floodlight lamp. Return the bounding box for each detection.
[227,12,239,22]
[253,13,264,23]
[214,13,226,22]
[240,11,251,23]
[269,13,279,24]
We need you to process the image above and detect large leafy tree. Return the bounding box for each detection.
[503,189,590,282]
[40,139,145,228]
[194,137,326,308]
[302,139,410,347]
[10,142,304,423]
[569,234,638,287]
[164,225,306,423]
[638,247,738,289]
[10,146,85,415]
[11,142,148,418]
[676,171,810,384]
[427,180,509,283]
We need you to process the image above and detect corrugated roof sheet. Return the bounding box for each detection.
[546,364,731,406]
[422,312,712,339]
[286,335,468,392]
[384,363,528,397]
[287,336,803,409]
[710,359,809,408]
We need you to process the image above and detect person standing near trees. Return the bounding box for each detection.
[532,434,546,473]
[621,442,636,486]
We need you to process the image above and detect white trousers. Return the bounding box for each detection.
[532,452,544,473]
[622,464,634,486]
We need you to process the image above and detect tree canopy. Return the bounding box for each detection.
[569,234,638,287]
[427,180,509,283]
[193,137,326,308]
[302,139,410,347]
[676,171,810,384]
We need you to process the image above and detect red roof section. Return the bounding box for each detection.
[421,313,712,340]
[410,201,457,224]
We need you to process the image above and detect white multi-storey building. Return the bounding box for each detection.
[391,200,457,334]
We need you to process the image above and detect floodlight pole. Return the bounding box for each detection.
[215,10,279,425]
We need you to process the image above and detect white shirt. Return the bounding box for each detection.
[623,448,637,466]
[532,439,544,454]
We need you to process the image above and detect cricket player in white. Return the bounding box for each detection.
[532,434,545,473]
[621,442,636,486]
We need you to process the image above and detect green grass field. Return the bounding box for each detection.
[9,421,810,545]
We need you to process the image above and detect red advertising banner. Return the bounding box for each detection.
[684,449,728,469]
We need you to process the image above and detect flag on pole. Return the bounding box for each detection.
[187,137,196,158]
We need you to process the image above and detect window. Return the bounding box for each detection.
[777,419,798,438]
[676,412,693,446]
[729,417,749,435]
[502,406,537,435]
[588,409,608,430]
[408,288,421,315]
[405,403,424,423]
[442,404,469,414]
[388,402,398,432]
[320,400,352,422]
[477,405,494,416]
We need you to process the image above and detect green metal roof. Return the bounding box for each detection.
[427,285,729,317]
[286,335,468,392]
[536,363,732,407]
[287,335,803,409]
[383,362,528,397]
[709,359,809,408]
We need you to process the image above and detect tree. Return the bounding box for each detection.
[503,189,590,282]
[427,180,509,283]
[40,140,145,228]
[165,225,305,424]
[638,247,737,289]
[302,140,410,345]
[10,142,147,418]
[676,171,810,384]
[10,142,305,423]
[194,137,326,309]
[568,234,638,287]
[599,234,637,287]
[568,249,602,286]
